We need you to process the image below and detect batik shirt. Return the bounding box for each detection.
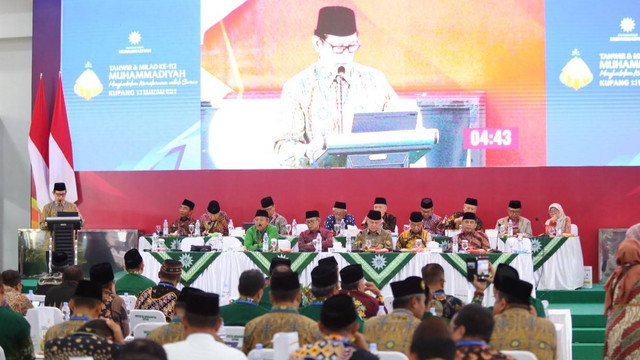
[275,62,399,168]
[45,319,86,343]
[490,307,557,360]
[3,287,33,315]
[364,309,421,354]
[199,210,230,236]
[39,201,83,248]
[396,230,431,250]
[36,272,63,295]
[290,334,379,360]
[433,289,464,319]
[339,289,385,319]
[455,231,491,251]
[445,212,484,231]
[44,331,121,360]
[169,216,196,236]
[423,214,445,235]
[298,228,334,252]
[324,214,357,233]
[100,288,129,336]
[270,213,289,236]
[242,305,323,354]
[354,228,393,251]
[135,283,181,321]
[147,318,184,345]
[455,343,515,360]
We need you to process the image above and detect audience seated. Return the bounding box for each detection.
[451,304,514,360]
[164,291,246,360]
[135,259,182,321]
[604,238,640,360]
[120,339,168,360]
[147,287,203,345]
[361,197,397,233]
[44,265,83,308]
[35,251,68,295]
[258,257,292,310]
[0,275,33,360]
[299,210,334,252]
[420,198,444,236]
[300,265,341,321]
[364,276,425,354]
[422,263,463,319]
[339,264,386,319]
[45,280,104,342]
[242,270,322,354]
[324,201,356,234]
[199,200,230,236]
[445,197,484,231]
[261,196,288,236]
[397,212,432,250]
[45,319,124,360]
[544,203,572,236]
[410,318,456,360]
[90,262,130,336]
[354,210,393,251]
[219,269,268,326]
[1,270,33,315]
[290,294,377,360]
[494,200,533,237]
[116,248,156,296]
[169,199,196,236]
[244,210,279,251]
[490,274,556,359]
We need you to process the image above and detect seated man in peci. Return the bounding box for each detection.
[169,199,196,236]
[219,269,268,326]
[495,200,532,237]
[455,212,490,251]
[339,264,386,319]
[361,198,397,233]
[445,197,483,231]
[420,197,444,236]
[44,280,104,342]
[261,196,289,236]
[299,265,341,321]
[115,248,156,296]
[244,209,279,251]
[324,201,356,234]
[135,259,183,321]
[422,263,463,320]
[397,211,432,250]
[354,210,393,251]
[299,210,334,252]
[199,200,230,236]
[147,287,204,346]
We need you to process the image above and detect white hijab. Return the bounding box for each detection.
[548,203,566,233]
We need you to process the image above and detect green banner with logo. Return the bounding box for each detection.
[439,253,517,278]
[243,252,318,276]
[339,253,416,289]
[148,251,221,287]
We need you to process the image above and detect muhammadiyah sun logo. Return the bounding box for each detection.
[73,61,104,100]
[559,49,593,91]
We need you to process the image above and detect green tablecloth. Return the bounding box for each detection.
[147,251,221,287]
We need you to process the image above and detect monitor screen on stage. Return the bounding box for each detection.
[57,0,640,170]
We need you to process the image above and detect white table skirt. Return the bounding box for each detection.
[140,250,534,307]
[534,236,584,290]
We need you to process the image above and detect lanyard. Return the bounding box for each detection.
[54,201,66,213]
[236,300,257,306]
[311,302,324,306]
[70,316,90,321]
[456,340,486,347]
[158,282,175,288]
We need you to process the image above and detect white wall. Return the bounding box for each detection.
[0,1,33,270]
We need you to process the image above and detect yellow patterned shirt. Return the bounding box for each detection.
[147,319,184,345]
[363,309,421,355]
[396,230,431,250]
[242,305,323,354]
[3,287,33,316]
[490,307,557,360]
[44,319,86,343]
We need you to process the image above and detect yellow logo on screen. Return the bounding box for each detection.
[559,49,593,91]
[74,61,104,100]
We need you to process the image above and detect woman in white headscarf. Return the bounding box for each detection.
[544,203,572,236]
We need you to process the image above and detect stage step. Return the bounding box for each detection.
[573,343,605,360]
[537,284,605,304]
[573,327,605,343]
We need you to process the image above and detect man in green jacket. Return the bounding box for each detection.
[244,210,280,251]
[219,269,268,326]
[259,257,292,310]
[115,249,156,296]
[0,275,33,360]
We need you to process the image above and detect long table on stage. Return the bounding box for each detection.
[140,248,534,306]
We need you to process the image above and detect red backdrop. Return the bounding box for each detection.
[74,166,640,282]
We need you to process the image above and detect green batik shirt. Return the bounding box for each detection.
[219,298,268,326]
[0,306,34,360]
[244,224,280,251]
[146,319,184,346]
[115,272,157,296]
[363,309,421,355]
[242,305,323,354]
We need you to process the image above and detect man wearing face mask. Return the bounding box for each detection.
[275,6,399,167]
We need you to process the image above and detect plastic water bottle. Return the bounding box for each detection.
[315,233,322,253]
[152,233,159,252]
[123,292,131,314]
[62,302,71,321]
[222,283,231,305]
[369,343,379,355]
[291,219,297,236]
[28,290,34,303]
[163,219,169,236]
[452,236,459,253]
[218,319,227,340]
[394,225,398,235]
[430,307,437,316]
[255,343,264,359]
[499,223,506,235]
[194,219,201,236]
[376,305,386,317]
[262,233,269,252]
[346,234,352,253]
[340,219,346,234]
[228,219,234,234]
[508,218,514,237]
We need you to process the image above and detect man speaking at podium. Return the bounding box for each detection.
[275,6,399,167]
[39,182,84,248]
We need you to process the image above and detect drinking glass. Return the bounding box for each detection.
[155,225,161,235]
[461,239,469,253]
[415,239,423,249]
[333,224,341,236]
[188,224,195,237]
[365,239,372,250]
[285,224,292,236]
[403,224,410,233]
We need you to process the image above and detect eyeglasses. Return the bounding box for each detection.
[321,39,361,54]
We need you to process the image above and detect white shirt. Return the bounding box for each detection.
[164,333,247,360]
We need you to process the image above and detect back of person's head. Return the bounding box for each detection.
[421,264,444,286]
[157,260,182,283]
[77,319,115,340]
[310,265,339,298]
[320,294,358,333]
[452,304,494,342]
[120,339,167,360]
[410,337,456,360]
[175,287,204,311]
[270,270,300,303]
[72,280,104,310]
[496,277,532,307]
[1,269,21,288]
[184,292,220,330]
[238,269,265,297]
[62,265,84,282]
[269,257,292,276]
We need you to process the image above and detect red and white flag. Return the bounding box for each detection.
[28,75,51,210]
[49,75,78,202]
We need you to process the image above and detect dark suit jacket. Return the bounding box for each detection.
[45,282,78,308]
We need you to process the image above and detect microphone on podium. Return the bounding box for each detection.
[337,66,345,75]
